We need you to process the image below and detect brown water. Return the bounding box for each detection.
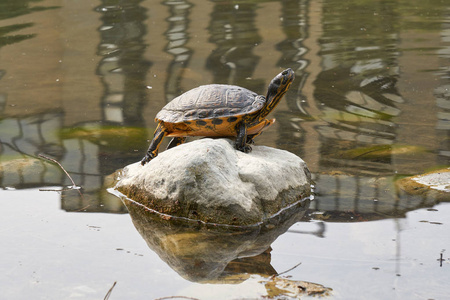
[0,0,449,299]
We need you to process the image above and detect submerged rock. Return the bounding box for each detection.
[0,157,61,188]
[114,138,311,226]
[263,276,332,298]
[396,168,450,201]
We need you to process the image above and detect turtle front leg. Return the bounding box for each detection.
[235,122,252,153]
[245,118,275,145]
[246,134,257,145]
[246,131,263,145]
[141,123,168,166]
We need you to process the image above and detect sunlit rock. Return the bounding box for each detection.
[396,168,450,201]
[113,138,311,226]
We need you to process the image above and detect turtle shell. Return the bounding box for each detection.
[156,84,265,124]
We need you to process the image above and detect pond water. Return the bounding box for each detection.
[0,0,449,299]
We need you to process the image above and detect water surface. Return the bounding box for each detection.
[0,0,449,299]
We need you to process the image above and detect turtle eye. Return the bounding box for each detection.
[282,70,289,76]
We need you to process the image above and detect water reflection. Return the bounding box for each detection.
[434,13,450,163]
[0,0,58,19]
[96,0,151,128]
[164,0,193,102]
[274,0,309,153]
[294,0,448,220]
[121,196,310,282]
[0,0,448,221]
[313,0,402,172]
[58,0,152,212]
[206,0,263,90]
[0,0,64,188]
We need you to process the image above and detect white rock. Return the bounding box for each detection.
[114,138,311,225]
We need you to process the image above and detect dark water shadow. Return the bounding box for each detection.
[0,0,59,47]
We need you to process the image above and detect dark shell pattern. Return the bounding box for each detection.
[156,84,265,123]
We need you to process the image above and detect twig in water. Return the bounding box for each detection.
[38,154,85,202]
[38,154,78,188]
[104,281,117,300]
[276,261,302,277]
[39,187,77,192]
[154,296,200,300]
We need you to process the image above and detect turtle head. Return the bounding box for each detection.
[266,68,295,101]
[260,68,295,118]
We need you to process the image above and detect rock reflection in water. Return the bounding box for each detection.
[121,196,310,283]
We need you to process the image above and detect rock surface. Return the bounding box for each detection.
[114,138,311,226]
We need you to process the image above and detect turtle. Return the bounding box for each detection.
[141,68,295,166]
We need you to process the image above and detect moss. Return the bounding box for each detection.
[59,125,149,151]
[337,144,428,160]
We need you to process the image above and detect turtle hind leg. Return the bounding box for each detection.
[141,123,168,166]
[166,137,187,149]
